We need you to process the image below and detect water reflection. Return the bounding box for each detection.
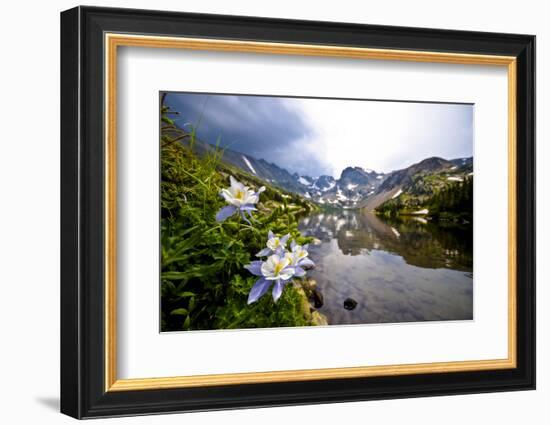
[298,210,473,325]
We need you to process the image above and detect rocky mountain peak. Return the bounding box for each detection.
[414,157,453,171]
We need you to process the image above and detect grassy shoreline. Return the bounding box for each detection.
[160,106,326,331]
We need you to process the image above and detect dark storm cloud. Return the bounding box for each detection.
[163,92,329,177]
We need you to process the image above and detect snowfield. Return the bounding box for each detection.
[311,180,336,192]
[447,176,463,182]
[392,188,403,199]
[298,176,311,186]
[241,155,257,175]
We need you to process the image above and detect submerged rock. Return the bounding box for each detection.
[343,298,358,310]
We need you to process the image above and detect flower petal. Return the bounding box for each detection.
[278,267,295,281]
[246,192,260,204]
[229,175,245,191]
[220,189,235,203]
[247,278,272,304]
[256,247,272,257]
[215,205,237,222]
[240,210,252,225]
[290,239,297,250]
[253,186,266,198]
[274,246,286,256]
[280,234,290,247]
[244,261,263,276]
[298,258,315,269]
[239,204,257,211]
[261,257,275,278]
[272,279,286,302]
[293,266,306,277]
[268,230,274,239]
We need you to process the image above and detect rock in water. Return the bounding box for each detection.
[309,288,324,309]
[344,298,358,310]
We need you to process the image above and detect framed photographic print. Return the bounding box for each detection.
[60,6,536,419]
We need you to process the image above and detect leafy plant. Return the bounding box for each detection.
[160,102,318,331]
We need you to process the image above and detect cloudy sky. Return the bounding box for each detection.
[164,92,473,178]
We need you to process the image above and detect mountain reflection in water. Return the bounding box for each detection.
[298,210,473,325]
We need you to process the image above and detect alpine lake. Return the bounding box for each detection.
[298,210,473,325]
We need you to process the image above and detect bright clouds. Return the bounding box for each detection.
[286,97,473,176]
[165,92,473,178]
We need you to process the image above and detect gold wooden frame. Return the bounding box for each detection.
[104,33,517,392]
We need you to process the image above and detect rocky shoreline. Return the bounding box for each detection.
[296,278,329,326]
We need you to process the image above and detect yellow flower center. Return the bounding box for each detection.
[235,190,244,200]
[274,261,285,275]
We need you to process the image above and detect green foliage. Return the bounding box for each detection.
[160,104,316,331]
[426,176,473,222]
[375,173,473,223]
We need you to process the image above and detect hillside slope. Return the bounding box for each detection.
[160,109,324,331]
[364,157,473,211]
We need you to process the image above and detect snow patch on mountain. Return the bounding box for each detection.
[336,187,348,201]
[241,155,257,175]
[298,176,311,186]
[392,188,403,199]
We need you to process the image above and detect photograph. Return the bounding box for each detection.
[55,4,536,419]
[160,92,474,332]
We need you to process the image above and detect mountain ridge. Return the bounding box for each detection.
[183,133,472,211]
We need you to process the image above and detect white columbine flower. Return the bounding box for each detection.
[221,176,262,207]
[286,240,315,277]
[216,176,265,224]
[256,230,290,257]
[261,254,295,281]
[244,253,296,304]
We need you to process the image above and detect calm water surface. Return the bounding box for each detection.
[298,210,473,325]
